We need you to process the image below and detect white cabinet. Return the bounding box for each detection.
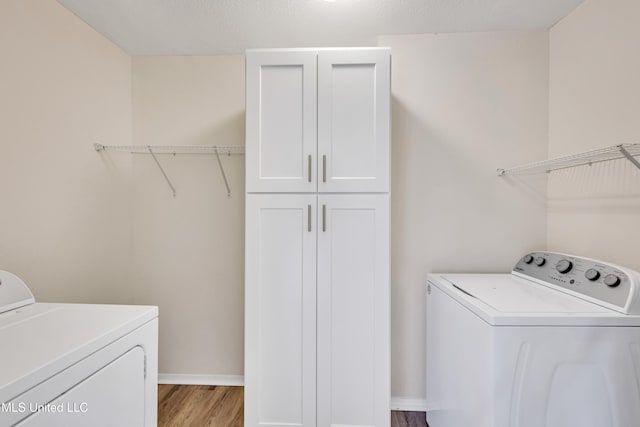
[245,48,390,427]
[316,195,390,427]
[245,194,317,427]
[245,194,389,427]
[246,48,390,193]
[318,50,390,193]
[246,51,318,193]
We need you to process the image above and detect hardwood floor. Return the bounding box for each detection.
[158,385,428,427]
[391,410,429,427]
[158,385,243,427]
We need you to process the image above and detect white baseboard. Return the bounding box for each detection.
[390,397,429,412]
[158,373,244,386]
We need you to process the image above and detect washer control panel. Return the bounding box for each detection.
[513,252,638,313]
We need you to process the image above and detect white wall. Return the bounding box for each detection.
[130,56,246,379]
[548,0,640,270]
[0,0,133,304]
[378,32,549,400]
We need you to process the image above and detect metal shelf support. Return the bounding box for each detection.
[147,146,176,198]
[214,147,231,198]
[619,145,640,171]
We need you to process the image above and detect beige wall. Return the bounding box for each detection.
[1,0,558,402]
[0,0,133,304]
[548,0,640,270]
[378,32,549,399]
[131,56,246,377]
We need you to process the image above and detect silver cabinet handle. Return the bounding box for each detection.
[308,155,312,182]
[322,204,326,232]
[322,155,326,183]
[308,205,312,232]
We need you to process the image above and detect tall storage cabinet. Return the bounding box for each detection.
[245,48,390,427]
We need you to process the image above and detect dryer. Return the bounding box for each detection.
[0,270,158,427]
[426,252,640,427]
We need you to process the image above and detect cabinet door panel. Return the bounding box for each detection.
[246,51,317,192]
[317,194,390,427]
[318,49,390,193]
[245,194,317,427]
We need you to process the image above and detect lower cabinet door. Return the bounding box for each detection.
[245,194,317,427]
[317,194,390,427]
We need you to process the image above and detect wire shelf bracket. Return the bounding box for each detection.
[94,143,245,197]
[147,146,176,197]
[497,143,640,176]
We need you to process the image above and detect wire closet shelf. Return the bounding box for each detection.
[94,143,245,198]
[497,143,640,176]
[94,144,245,155]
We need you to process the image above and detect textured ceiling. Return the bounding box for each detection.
[57,0,585,55]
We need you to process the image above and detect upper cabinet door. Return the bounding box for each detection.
[318,49,391,193]
[246,51,317,193]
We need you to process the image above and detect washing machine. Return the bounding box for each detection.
[0,270,158,427]
[426,252,640,427]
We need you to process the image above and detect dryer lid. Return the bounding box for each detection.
[0,271,34,314]
[0,302,158,403]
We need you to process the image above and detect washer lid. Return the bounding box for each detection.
[428,274,640,326]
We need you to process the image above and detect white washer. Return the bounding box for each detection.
[0,271,158,427]
[426,252,640,427]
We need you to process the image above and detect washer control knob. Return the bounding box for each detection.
[556,260,573,274]
[604,274,621,287]
[585,269,600,281]
[534,257,546,267]
[523,255,534,264]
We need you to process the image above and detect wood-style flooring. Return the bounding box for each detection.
[158,385,429,427]
[391,410,429,427]
[158,385,243,427]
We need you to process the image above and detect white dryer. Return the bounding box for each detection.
[0,271,158,427]
[426,252,640,427]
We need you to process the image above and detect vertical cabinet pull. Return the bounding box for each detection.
[308,155,312,182]
[308,205,312,232]
[322,204,326,232]
[322,155,327,183]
